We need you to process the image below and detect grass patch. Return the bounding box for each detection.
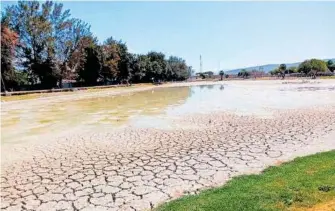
[156,151,335,211]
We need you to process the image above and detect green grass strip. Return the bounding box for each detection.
[156,150,335,211]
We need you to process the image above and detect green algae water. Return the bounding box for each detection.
[1,87,191,143]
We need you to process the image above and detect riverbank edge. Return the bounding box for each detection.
[2,79,335,106]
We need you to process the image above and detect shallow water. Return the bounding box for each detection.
[1,87,191,143]
[168,84,335,115]
[1,83,335,143]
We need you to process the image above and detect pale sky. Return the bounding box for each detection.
[2,1,335,71]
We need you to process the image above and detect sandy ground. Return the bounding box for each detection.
[1,79,335,211]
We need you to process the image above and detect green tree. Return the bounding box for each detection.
[77,39,101,86]
[3,1,92,88]
[100,37,121,84]
[56,18,92,87]
[238,69,249,79]
[116,42,132,84]
[279,64,286,79]
[298,59,328,79]
[327,60,335,72]
[31,56,60,88]
[15,71,29,87]
[145,51,167,82]
[130,54,148,83]
[287,66,297,74]
[166,56,190,81]
[4,1,57,87]
[269,69,277,76]
[219,70,224,80]
[2,1,193,89]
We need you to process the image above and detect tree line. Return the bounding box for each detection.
[1,1,192,91]
[269,59,334,79]
[236,59,334,79]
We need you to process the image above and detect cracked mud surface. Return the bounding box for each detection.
[2,81,335,211]
[2,106,335,211]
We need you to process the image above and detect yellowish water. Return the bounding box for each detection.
[1,87,191,144]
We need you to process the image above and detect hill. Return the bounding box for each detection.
[225,59,334,75]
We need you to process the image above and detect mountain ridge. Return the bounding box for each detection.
[225,58,334,74]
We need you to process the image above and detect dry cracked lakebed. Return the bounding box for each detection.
[1,105,335,211]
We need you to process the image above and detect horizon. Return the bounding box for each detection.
[224,57,335,72]
[1,1,334,72]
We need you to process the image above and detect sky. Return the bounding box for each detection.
[1,1,335,72]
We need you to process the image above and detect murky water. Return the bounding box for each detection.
[1,83,335,144]
[1,87,191,143]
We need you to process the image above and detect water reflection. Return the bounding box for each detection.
[198,85,214,90]
[167,84,335,116]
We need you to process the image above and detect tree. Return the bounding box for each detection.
[327,60,335,72]
[166,56,190,81]
[238,69,249,79]
[269,69,278,76]
[129,54,148,83]
[2,1,193,89]
[287,66,297,74]
[219,70,224,81]
[3,1,92,88]
[279,64,286,79]
[100,37,121,84]
[77,40,101,86]
[1,22,19,91]
[56,18,92,87]
[114,42,130,83]
[4,1,56,87]
[298,59,328,79]
[32,56,60,88]
[67,36,95,80]
[15,71,29,87]
[145,51,167,82]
